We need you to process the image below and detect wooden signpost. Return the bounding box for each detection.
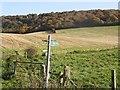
[45,35,51,88]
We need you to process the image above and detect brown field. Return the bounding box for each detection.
[0,26,118,50]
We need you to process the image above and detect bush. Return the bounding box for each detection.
[2,71,14,80]
[25,47,38,58]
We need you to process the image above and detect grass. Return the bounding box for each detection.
[1,26,119,88]
[57,26,118,37]
[50,47,118,88]
[2,47,118,88]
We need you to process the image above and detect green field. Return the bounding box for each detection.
[1,26,119,88]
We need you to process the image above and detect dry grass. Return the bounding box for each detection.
[1,26,118,50]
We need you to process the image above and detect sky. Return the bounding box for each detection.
[1,2,119,16]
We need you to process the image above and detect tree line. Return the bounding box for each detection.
[2,9,119,34]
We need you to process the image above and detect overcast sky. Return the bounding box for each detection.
[1,2,119,16]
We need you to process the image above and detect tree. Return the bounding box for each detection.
[18,24,28,34]
[2,9,119,34]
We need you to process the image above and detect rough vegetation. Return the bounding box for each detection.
[25,47,38,58]
[2,9,119,33]
[2,47,119,88]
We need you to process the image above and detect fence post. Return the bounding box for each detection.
[59,72,63,87]
[111,69,116,90]
[6,57,10,71]
[13,60,18,74]
[25,51,27,59]
[41,64,46,81]
[45,35,51,88]
[63,66,70,87]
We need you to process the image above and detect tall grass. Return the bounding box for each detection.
[2,47,118,88]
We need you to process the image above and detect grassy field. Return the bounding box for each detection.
[1,26,119,88]
[2,47,118,88]
[50,47,118,88]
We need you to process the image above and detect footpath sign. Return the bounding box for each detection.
[51,40,59,46]
[42,40,59,46]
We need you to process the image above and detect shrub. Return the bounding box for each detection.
[25,47,38,58]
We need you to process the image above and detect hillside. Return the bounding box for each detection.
[2,9,119,34]
[1,26,118,50]
[2,26,118,88]
[2,26,119,88]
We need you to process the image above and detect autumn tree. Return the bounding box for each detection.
[2,9,119,33]
[18,24,29,34]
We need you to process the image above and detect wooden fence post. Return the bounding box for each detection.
[13,60,18,74]
[6,57,10,71]
[41,64,46,81]
[63,66,70,87]
[59,72,63,87]
[111,69,116,90]
[33,64,38,88]
[25,51,27,59]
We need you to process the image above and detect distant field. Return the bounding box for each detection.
[1,26,118,50]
